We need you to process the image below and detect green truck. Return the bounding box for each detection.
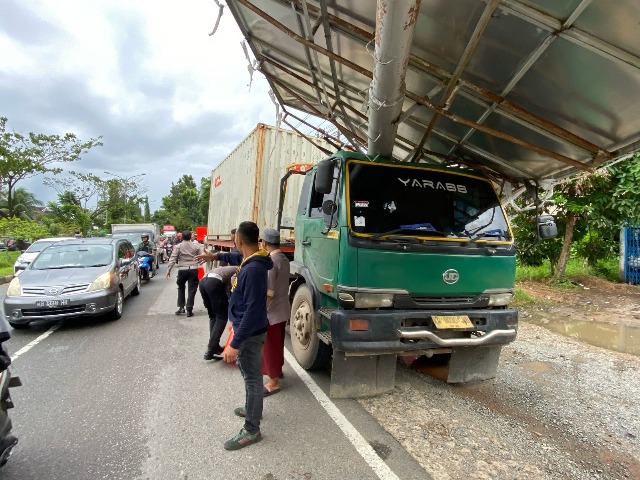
[282,151,553,398]
[227,1,640,397]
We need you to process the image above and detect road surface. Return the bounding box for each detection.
[0,266,427,480]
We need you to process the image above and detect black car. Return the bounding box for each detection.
[3,238,141,329]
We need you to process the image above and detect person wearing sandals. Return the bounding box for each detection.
[196,222,272,450]
[261,228,290,396]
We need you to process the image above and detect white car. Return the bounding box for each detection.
[13,237,75,276]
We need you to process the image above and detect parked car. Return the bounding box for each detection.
[3,238,141,329]
[13,237,75,276]
[0,239,30,252]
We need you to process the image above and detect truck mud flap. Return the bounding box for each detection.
[329,351,396,399]
[447,346,502,383]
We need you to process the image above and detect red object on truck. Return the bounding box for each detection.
[195,226,207,243]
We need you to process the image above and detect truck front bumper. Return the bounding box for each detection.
[329,308,518,355]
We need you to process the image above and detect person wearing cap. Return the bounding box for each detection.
[165,230,203,317]
[261,227,290,396]
[199,265,236,360]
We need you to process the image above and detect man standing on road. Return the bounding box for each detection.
[261,228,290,396]
[196,221,272,450]
[165,230,203,317]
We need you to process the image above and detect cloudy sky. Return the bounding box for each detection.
[0,0,279,212]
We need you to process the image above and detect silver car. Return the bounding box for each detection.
[3,238,141,329]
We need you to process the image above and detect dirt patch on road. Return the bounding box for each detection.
[518,277,640,328]
[360,276,640,480]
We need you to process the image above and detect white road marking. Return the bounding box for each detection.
[284,348,400,480]
[10,324,61,361]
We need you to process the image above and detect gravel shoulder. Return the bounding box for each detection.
[359,278,640,480]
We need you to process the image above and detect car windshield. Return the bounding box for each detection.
[25,240,58,253]
[31,244,114,269]
[346,161,511,241]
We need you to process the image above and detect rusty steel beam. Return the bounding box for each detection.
[270,1,608,158]
[234,0,373,79]
[410,0,500,162]
[282,108,343,151]
[267,74,367,148]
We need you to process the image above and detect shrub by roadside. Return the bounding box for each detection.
[0,251,20,278]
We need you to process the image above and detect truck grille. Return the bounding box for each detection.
[410,295,476,305]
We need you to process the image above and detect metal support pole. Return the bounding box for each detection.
[367,0,421,158]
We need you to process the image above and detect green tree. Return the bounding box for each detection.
[159,175,204,230]
[0,217,50,242]
[511,153,640,281]
[143,196,151,221]
[0,117,102,218]
[0,187,43,220]
[43,171,109,227]
[46,191,91,235]
[199,176,210,226]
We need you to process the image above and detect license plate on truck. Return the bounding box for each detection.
[432,315,473,329]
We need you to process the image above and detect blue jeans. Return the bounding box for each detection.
[237,332,266,434]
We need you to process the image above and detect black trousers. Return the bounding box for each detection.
[176,269,199,310]
[199,277,229,353]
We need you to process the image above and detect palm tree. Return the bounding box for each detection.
[0,187,43,220]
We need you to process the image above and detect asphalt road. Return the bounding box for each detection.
[0,266,427,480]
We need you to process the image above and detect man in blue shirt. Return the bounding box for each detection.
[197,221,273,450]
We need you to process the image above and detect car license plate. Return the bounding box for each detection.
[36,299,70,308]
[432,315,473,329]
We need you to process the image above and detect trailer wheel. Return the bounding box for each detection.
[289,285,330,370]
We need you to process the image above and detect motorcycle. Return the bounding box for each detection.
[0,323,20,467]
[136,251,155,281]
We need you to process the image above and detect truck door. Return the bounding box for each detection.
[296,163,340,295]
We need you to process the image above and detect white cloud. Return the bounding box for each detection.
[0,0,279,211]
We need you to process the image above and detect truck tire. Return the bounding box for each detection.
[289,284,331,370]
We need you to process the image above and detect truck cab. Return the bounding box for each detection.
[288,151,519,397]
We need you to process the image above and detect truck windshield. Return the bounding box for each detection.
[346,161,511,241]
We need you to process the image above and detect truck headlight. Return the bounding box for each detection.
[488,292,514,306]
[88,272,113,292]
[354,292,394,309]
[6,278,21,297]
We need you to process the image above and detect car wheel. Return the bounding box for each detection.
[107,288,124,321]
[9,322,29,330]
[131,275,141,296]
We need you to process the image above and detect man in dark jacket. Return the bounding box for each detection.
[197,221,272,450]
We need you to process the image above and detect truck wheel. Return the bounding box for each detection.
[290,285,331,370]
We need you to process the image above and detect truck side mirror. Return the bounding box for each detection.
[322,200,337,216]
[537,215,558,239]
[314,159,335,194]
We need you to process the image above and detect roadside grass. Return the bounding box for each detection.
[516,257,620,285]
[513,287,537,307]
[0,251,19,277]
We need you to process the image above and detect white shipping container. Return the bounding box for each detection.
[207,124,334,241]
